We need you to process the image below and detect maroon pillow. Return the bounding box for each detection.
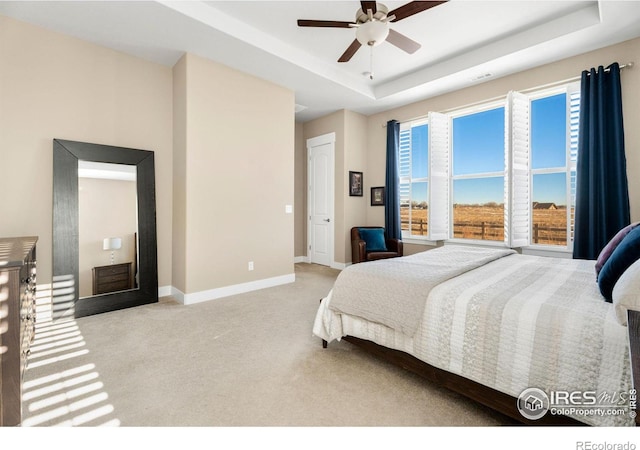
[595,222,640,276]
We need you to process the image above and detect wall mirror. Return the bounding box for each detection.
[53,139,158,319]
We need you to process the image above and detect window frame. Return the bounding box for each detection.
[525,83,579,252]
[397,81,580,250]
[399,118,431,242]
[448,100,507,245]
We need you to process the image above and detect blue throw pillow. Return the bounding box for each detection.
[598,225,640,302]
[595,222,640,276]
[358,228,387,252]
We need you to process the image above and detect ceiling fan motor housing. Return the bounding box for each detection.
[356,21,389,46]
[296,1,438,63]
[355,3,390,46]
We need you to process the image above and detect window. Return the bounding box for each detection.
[397,82,579,249]
[399,120,429,238]
[451,106,505,242]
[529,88,579,247]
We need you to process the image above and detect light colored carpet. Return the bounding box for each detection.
[22,263,515,427]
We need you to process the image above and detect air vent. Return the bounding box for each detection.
[472,72,493,81]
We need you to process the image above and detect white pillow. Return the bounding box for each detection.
[612,258,640,326]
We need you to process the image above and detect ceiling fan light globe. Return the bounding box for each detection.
[356,20,389,47]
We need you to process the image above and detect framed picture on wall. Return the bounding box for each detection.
[371,186,385,206]
[349,171,363,197]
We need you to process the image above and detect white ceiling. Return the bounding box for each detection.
[1,1,640,122]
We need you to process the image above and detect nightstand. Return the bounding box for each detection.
[92,262,133,295]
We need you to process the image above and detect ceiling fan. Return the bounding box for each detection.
[297,1,447,66]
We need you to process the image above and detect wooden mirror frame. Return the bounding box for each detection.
[53,139,158,318]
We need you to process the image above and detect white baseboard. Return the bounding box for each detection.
[158,285,172,298]
[294,256,309,263]
[171,273,296,305]
[171,286,185,304]
[34,276,293,318]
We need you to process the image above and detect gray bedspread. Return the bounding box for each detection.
[328,245,515,336]
[315,248,634,426]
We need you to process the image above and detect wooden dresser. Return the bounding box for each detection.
[92,262,132,295]
[0,236,37,427]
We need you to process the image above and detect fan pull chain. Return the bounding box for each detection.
[369,44,374,80]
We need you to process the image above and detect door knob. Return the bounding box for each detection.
[323,218,331,222]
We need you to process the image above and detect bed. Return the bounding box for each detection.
[313,244,640,426]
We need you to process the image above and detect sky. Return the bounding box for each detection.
[529,93,569,206]
[531,93,567,169]
[411,124,428,179]
[453,107,505,176]
[453,177,504,205]
[533,172,567,206]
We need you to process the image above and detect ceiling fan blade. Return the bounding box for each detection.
[388,1,447,22]
[338,39,362,62]
[297,19,355,28]
[361,1,377,15]
[386,28,421,54]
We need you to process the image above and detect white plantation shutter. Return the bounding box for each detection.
[428,112,450,240]
[569,90,580,168]
[398,123,411,234]
[568,83,580,247]
[505,91,530,248]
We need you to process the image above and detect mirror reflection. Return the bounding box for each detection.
[78,161,138,298]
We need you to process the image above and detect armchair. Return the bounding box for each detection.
[351,227,403,264]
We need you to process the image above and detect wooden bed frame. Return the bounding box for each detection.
[322,308,640,426]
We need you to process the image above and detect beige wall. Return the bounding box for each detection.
[173,53,295,294]
[296,110,350,263]
[303,111,345,263]
[172,55,188,294]
[365,37,640,231]
[296,37,640,261]
[1,15,295,304]
[78,178,137,297]
[294,122,306,258]
[343,111,369,262]
[0,16,173,291]
[301,110,368,265]
[3,14,637,296]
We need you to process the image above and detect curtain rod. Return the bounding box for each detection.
[521,61,634,93]
[383,61,634,127]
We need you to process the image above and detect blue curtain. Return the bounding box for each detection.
[573,62,630,260]
[385,120,402,240]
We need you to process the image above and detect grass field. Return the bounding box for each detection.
[401,204,571,245]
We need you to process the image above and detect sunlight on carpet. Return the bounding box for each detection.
[22,318,120,427]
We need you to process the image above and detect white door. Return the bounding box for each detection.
[307,133,335,267]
